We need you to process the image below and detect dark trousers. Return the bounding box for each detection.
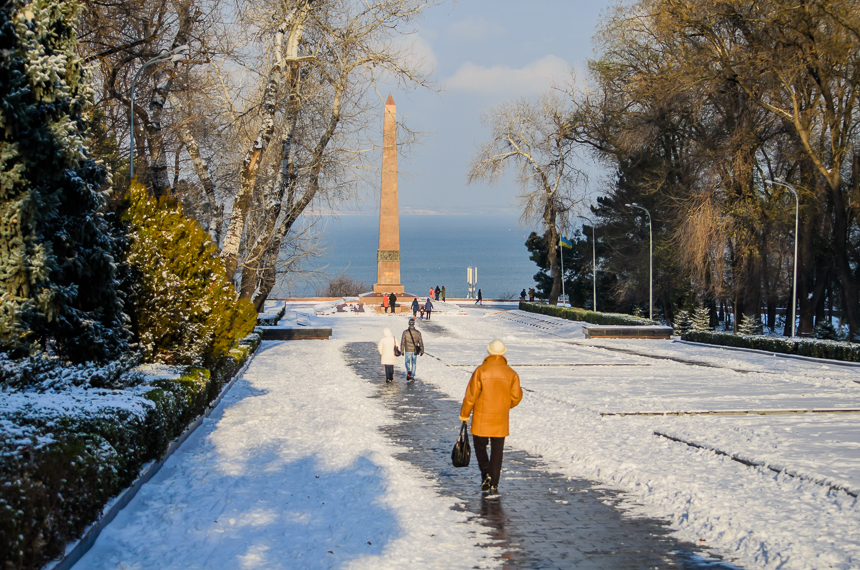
[473,435,505,486]
[384,364,394,381]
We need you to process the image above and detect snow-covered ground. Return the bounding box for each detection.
[76,306,860,569]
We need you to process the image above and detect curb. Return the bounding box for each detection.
[46,352,259,570]
[674,339,860,369]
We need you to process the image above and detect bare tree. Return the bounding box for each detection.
[217,0,438,310]
[468,93,588,305]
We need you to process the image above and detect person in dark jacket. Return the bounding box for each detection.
[424,297,434,320]
[520,289,527,301]
[475,289,482,305]
[459,340,523,493]
[389,292,397,313]
[400,318,424,381]
[434,285,441,301]
[411,297,420,318]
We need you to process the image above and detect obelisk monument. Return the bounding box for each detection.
[372,94,405,294]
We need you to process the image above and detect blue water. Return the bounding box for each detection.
[291,215,540,298]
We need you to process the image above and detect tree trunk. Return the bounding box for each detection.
[221,15,298,283]
[249,82,345,311]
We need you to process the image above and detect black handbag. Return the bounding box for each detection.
[451,421,471,468]
[394,345,401,357]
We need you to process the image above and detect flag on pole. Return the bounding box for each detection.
[559,236,573,249]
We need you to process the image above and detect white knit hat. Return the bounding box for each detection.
[487,339,507,355]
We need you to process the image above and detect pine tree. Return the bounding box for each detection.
[691,304,711,331]
[673,309,691,335]
[738,315,761,335]
[0,0,128,361]
[124,183,256,367]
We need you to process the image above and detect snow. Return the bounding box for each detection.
[75,306,860,569]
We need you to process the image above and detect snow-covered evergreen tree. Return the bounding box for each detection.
[691,304,711,331]
[738,315,761,335]
[0,0,128,361]
[673,309,691,335]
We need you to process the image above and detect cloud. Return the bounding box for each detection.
[388,33,438,78]
[449,17,506,42]
[445,55,571,96]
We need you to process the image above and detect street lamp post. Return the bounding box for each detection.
[578,216,597,312]
[625,203,653,321]
[129,45,189,181]
[765,179,800,337]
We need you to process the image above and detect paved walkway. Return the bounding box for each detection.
[344,342,737,570]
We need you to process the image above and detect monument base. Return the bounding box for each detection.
[372,283,405,294]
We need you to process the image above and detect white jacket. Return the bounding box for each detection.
[378,328,398,365]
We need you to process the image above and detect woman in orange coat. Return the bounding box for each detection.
[459,340,523,493]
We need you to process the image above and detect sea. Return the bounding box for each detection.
[287,214,540,298]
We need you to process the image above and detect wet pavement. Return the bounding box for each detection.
[344,342,738,569]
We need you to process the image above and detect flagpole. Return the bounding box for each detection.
[559,240,565,307]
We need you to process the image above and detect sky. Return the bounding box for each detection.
[355,0,615,216]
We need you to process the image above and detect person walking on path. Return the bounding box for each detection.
[378,328,399,383]
[429,287,435,300]
[459,340,522,493]
[400,318,424,381]
[435,285,441,301]
[411,297,420,318]
[382,293,390,313]
[389,292,397,313]
[475,289,482,305]
[424,297,434,320]
[441,285,446,301]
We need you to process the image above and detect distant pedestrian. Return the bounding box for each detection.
[382,293,390,313]
[400,318,424,381]
[435,285,441,301]
[475,289,482,305]
[378,328,399,383]
[528,288,535,302]
[411,297,420,318]
[424,297,434,320]
[459,340,522,493]
[520,289,526,301]
[429,287,435,300]
[389,292,397,313]
[441,285,446,302]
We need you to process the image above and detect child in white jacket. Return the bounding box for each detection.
[378,328,399,383]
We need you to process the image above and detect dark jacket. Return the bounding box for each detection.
[400,326,424,354]
[424,299,434,311]
[389,292,397,306]
[411,298,419,310]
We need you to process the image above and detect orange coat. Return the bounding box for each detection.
[459,355,523,437]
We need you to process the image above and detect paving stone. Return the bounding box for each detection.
[344,342,740,570]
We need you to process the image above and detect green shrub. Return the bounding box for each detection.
[518,301,656,326]
[124,183,257,367]
[681,330,860,363]
[0,333,260,570]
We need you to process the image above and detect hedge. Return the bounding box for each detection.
[0,333,261,570]
[518,301,657,326]
[257,303,287,326]
[681,330,860,363]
